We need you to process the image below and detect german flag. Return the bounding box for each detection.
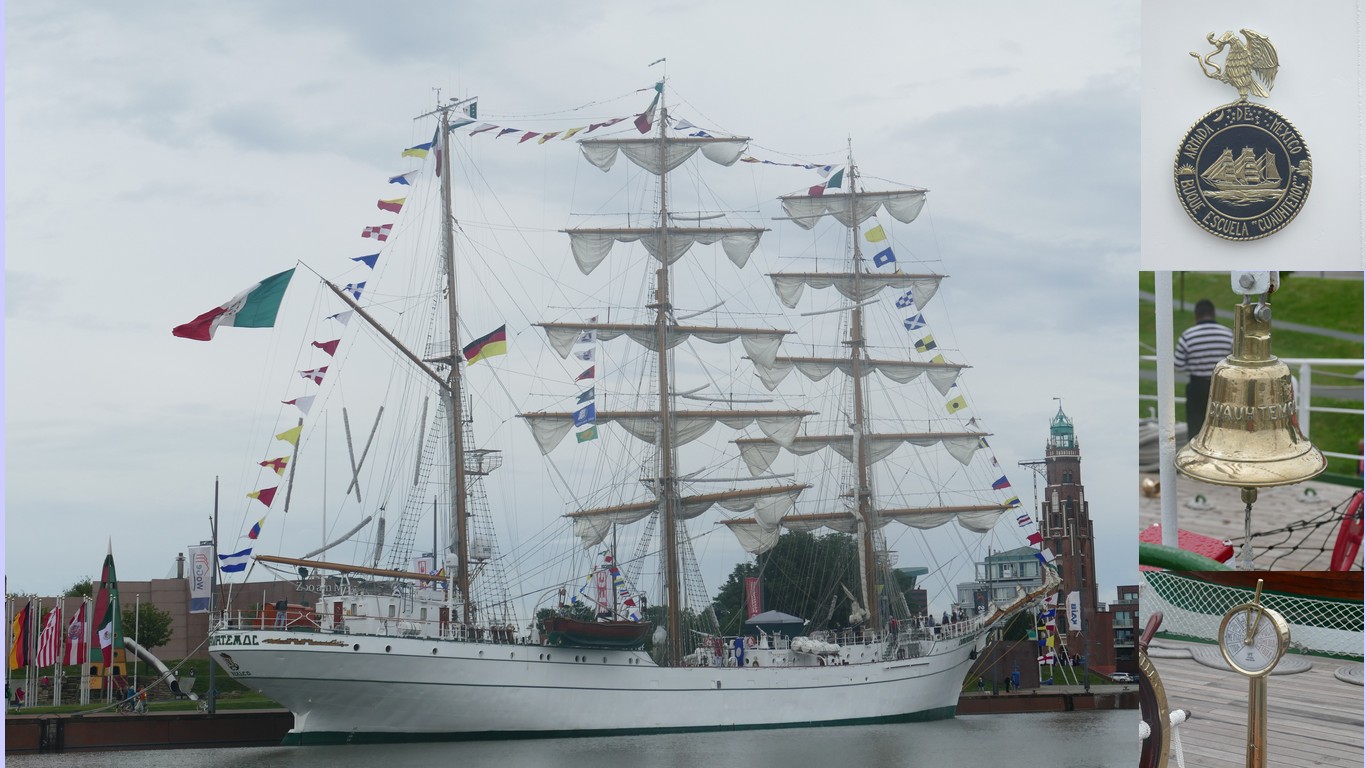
[463,325,508,365]
[8,601,31,670]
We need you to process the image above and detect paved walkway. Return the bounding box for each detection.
[1138,290,1364,343]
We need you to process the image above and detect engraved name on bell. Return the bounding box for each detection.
[1206,400,1297,427]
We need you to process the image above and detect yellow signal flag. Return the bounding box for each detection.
[930,354,946,364]
[864,224,887,243]
[945,395,968,414]
[275,425,303,447]
[914,335,937,353]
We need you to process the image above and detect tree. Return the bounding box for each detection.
[64,578,94,598]
[122,602,173,650]
[712,530,863,636]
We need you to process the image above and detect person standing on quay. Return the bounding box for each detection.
[1174,299,1234,441]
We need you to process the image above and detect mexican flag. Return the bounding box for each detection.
[172,268,296,341]
[91,547,123,666]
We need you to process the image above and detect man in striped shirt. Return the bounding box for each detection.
[1174,299,1235,441]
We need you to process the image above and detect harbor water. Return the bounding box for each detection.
[8,710,1134,768]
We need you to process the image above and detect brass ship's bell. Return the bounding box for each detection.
[1175,301,1326,488]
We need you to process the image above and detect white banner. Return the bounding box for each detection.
[1066,590,1083,633]
[413,557,435,590]
[188,545,213,613]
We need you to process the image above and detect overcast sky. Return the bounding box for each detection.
[5,1,1140,614]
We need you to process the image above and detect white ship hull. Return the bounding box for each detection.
[209,625,983,744]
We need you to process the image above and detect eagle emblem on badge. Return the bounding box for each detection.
[1173,29,1310,241]
[1191,29,1278,102]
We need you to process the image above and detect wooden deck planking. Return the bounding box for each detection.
[1139,474,1362,571]
[1149,640,1364,768]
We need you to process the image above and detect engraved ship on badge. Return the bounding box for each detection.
[1199,146,1284,204]
[201,82,1057,745]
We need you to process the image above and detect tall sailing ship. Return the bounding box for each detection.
[205,83,1055,744]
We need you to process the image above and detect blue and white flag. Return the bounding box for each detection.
[574,348,594,362]
[903,314,925,331]
[352,254,379,269]
[577,387,595,404]
[872,247,896,267]
[895,290,916,309]
[218,547,253,573]
[573,403,596,427]
[344,281,366,300]
[388,171,418,186]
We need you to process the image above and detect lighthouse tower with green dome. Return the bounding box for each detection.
[1039,404,1115,674]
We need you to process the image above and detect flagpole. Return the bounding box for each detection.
[209,477,219,716]
[81,597,91,705]
[133,593,141,696]
[29,598,38,709]
[53,602,63,707]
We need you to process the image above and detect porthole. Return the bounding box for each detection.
[385,645,392,653]
[478,650,485,658]
[352,643,360,651]
[431,648,438,655]
[510,652,515,659]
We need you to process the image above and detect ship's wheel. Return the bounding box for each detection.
[1329,490,1363,571]
[1139,613,1192,768]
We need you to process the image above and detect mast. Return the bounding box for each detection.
[415,98,475,625]
[846,151,880,631]
[653,89,684,666]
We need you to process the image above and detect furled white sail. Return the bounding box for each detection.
[580,137,749,176]
[752,356,965,394]
[734,431,987,476]
[778,189,927,231]
[566,227,765,275]
[879,504,1011,533]
[721,502,1009,553]
[567,485,808,547]
[521,410,812,455]
[539,323,786,368]
[768,272,942,309]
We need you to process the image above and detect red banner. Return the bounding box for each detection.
[744,577,762,619]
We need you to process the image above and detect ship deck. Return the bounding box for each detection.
[1139,474,1362,571]
[1147,639,1363,768]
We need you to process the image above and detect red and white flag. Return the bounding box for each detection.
[361,224,392,241]
[34,607,61,668]
[65,603,87,665]
[299,366,329,385]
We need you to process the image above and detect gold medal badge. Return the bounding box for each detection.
[1174,30,1311,241]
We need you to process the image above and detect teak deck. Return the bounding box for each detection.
[1149,639,1364,768]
